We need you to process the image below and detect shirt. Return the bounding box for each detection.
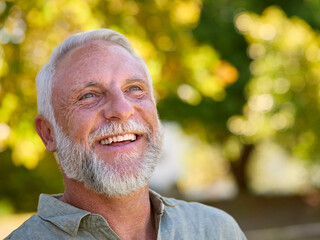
[5,190,246,240]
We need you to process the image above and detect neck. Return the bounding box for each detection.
[61,177,157,240]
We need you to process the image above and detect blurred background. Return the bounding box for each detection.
[1,0,320,239]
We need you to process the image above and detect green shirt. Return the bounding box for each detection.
[5,190,246,240]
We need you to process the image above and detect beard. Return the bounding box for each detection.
[53,119,163,197]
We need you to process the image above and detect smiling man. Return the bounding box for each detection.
[6,29,246,240]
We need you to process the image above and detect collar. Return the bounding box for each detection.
[149,189,165,215]
[37,190,170,237]
[37,194,90,237]
[149,189,177,214]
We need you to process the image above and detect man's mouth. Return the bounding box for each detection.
[99,133,138,146]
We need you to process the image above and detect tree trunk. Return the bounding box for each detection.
[230,144,255,194]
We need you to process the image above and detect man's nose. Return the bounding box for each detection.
[103,90,134,122]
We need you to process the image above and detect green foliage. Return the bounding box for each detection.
[0,149,63,213]
[0,0,233,211]
[1,0,320,211]
[0,0,232,169]
[231,6,320,161]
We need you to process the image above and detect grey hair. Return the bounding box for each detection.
[36,29,153,125]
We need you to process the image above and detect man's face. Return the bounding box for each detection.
[52,40,159,167]
[49,40,162,196]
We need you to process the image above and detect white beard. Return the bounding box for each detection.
[53,119,163,197]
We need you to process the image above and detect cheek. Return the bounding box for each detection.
[136,100,159,131]
[64,108,98,144]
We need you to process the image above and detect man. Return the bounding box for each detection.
[6,29,246,240]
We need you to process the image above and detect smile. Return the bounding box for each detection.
[99,133,137,145]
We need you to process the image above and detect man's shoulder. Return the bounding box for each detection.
[4,213,70,240]
[162,196,234,221]
[159,196,247,239]
[5,214,43,240]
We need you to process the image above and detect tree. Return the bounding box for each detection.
[0,0,236,211]
[160,2,320,193]
[2,0,320,212]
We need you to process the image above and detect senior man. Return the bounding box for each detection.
[6,29,246,240]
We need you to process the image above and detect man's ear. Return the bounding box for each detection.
[35,115,57,152]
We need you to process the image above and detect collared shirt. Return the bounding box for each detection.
[5,190,246,240]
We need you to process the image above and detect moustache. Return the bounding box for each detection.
[88,119,151,148]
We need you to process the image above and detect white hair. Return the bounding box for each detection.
[36,29,153,125]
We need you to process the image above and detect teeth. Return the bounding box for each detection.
[124,134,129,140]
[132,134,137,141]
[100,134,137,145]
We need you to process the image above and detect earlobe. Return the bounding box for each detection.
[35,115,57,152]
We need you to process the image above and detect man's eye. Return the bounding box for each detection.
[128,86,142,92]
[80,93,94,99]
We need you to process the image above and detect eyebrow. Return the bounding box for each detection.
[69,81,103,96]
[85,81,102,87]
[125,77,151,89]
[70,77,149,95]
[79,78,147,87]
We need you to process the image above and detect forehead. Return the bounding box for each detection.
[59,40,136,66]
[52,40,148,89]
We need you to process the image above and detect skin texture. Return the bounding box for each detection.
[35,40,159,240]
